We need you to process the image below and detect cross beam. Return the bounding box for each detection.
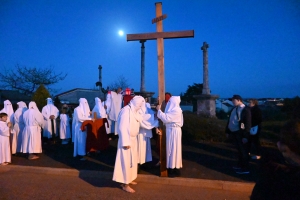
[127,30,194,41]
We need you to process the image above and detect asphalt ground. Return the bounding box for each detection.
[0,168,252,200]
[9,135,280,183]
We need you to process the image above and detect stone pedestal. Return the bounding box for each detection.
[194,94,219,117]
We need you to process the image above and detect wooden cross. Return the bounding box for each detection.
[127,2,194,177]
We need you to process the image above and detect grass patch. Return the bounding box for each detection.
[182,112,227,142]
[182,112,286,145]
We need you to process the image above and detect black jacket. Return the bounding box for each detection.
[251,105,262,127]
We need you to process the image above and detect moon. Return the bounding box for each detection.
[118,30,124,36]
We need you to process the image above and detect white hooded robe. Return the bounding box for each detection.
[60,113,71,139]
[157,96,183,169]
[0,121,11,164]
[73,98,91,157]
[42,98,59,138]
[21,102,44,153]
[92,97,110,134]
[112,96,144,184]
[0,100,15,154]
[13,101,27,153]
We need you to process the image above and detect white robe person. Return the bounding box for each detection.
[138,101,159,164]
[0,117,11,165]
[60,112,71,144]
[92,97,110,134]
[13,101,27,153]
[112,96,144,193]
[103,92,112,134]
[92,97,107,119]
[73,98,92,158]
[42,98,59,138]
[157,96,183,169]
[106,91,123,135]
[0,100,14,124]
[0,100,15,154]
[72,112,76,142]
[21,101,44,159]
[101,100,111,134]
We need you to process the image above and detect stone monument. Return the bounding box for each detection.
[134,40,155,102]
[194,42,219,117]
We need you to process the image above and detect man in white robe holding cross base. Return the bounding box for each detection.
[156,96,183,177]
[112,96,144,193]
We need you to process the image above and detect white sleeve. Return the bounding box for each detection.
[0,124,10,137]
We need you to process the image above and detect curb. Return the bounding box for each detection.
[0,165,254,193]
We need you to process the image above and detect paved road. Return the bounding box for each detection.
[9,139,279,183]
[0,169,251,200]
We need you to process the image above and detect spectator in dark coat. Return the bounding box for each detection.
[248,99,263,159]
[225,95,252,174]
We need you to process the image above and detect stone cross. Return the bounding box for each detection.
[201,42,210,94]
[126,2,194,177]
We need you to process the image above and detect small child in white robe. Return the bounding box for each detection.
[60,107,71,144]
[0,112,12,165]
[0,100,15,154]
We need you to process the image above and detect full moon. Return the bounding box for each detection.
[118,30,124,36]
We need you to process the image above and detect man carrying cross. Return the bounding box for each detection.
[127,2,193,177]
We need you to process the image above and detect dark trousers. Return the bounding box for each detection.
[248,130,262,156]
[231,130,249,169]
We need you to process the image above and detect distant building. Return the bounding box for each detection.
[0,90,32,109]
[216,99,234,113]
[55,88,105,109]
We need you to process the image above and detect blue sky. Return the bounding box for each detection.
[0,0,299,98]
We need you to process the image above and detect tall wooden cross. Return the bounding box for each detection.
[127,2,194,177]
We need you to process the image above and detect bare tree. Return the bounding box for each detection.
[108,75,130,91]
[0,65,67,95]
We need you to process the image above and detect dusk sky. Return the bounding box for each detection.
[1,0,299,98]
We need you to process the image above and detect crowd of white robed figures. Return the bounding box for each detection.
[0,98,70,162]
[0,100,46,162]
[72,94,161,165]
[0,94,184,190]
